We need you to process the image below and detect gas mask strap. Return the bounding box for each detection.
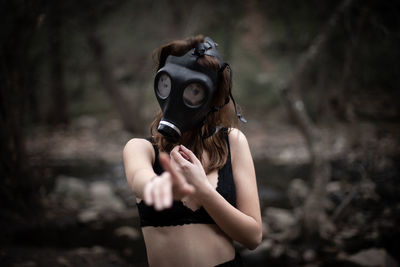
[200,125,224,140]
[212,96,230,113]
[200,96,230,139]
[230,91,247,123]
[202,96,230,126]
[219,63,247,123]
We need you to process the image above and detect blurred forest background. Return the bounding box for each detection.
[1,0,400,266]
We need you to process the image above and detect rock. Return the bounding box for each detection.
[114,226,140,240]
[53,175,89,209]
[359,179,380,201]
[241,239,274,264]
[303,249,316,262]
[325,181,346,210]
[336,227,359,240]
[264,207,296,232]
[339,248,392,267]
[76,181,127,222]
[242,239,273,256]
[88,181,126,212]
[53,175,88,200]
[262,221,270,237]
[278,149,295,162]
[287,178,309,207]
[271,244,285,258]
[91,246,106,254]
[326,181,342,195]
[77,209,99,223]
[52,178,128,222]
[16,261,37,267]
[56,256,69,266]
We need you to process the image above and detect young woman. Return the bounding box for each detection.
[123,35,262,267]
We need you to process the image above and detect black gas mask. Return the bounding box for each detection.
[154,37,245,142]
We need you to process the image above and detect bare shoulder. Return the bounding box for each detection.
[124,138,153,150]
[228,128,249,149]
[123,138,155,163]
[228,128,252,162]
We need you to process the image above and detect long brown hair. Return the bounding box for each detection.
[150,35,239,173]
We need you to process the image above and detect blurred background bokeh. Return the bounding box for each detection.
[1,0,400,266]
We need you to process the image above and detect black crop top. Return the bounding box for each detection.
[137,131,236,227]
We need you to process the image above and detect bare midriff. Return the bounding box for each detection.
[142,224,235,267]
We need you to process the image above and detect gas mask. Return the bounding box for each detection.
[154,37,245,142]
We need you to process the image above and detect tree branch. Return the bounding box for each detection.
[280,0,357,239]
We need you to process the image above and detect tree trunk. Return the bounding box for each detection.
[46,3,69,126]
[280,0,356,239]
[0,1,43,212]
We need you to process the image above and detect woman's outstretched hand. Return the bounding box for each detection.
[143,151,195,211]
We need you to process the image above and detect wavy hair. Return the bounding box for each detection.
[150,35,239,173]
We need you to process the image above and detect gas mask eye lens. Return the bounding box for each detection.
[183,83,206,107]
[157,74,171,99]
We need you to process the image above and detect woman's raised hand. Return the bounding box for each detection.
[143,151,195,211]
[143,145,214,211]
[170,145,213,196]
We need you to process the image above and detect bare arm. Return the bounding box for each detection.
[123,138,157,199]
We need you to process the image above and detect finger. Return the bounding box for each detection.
[169,154,181,173]
[179,145,201,166]
[144,180,153,205]
[179,150,190,161]
[171,144,190,161]
[162,174,173,208]
[157,172,172,209]
[171,145,180,153]
[175,181,196,196]
[159,152,195,195]
[170,149,190,169]
[152,179,163,210]
[159,152,187,185]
